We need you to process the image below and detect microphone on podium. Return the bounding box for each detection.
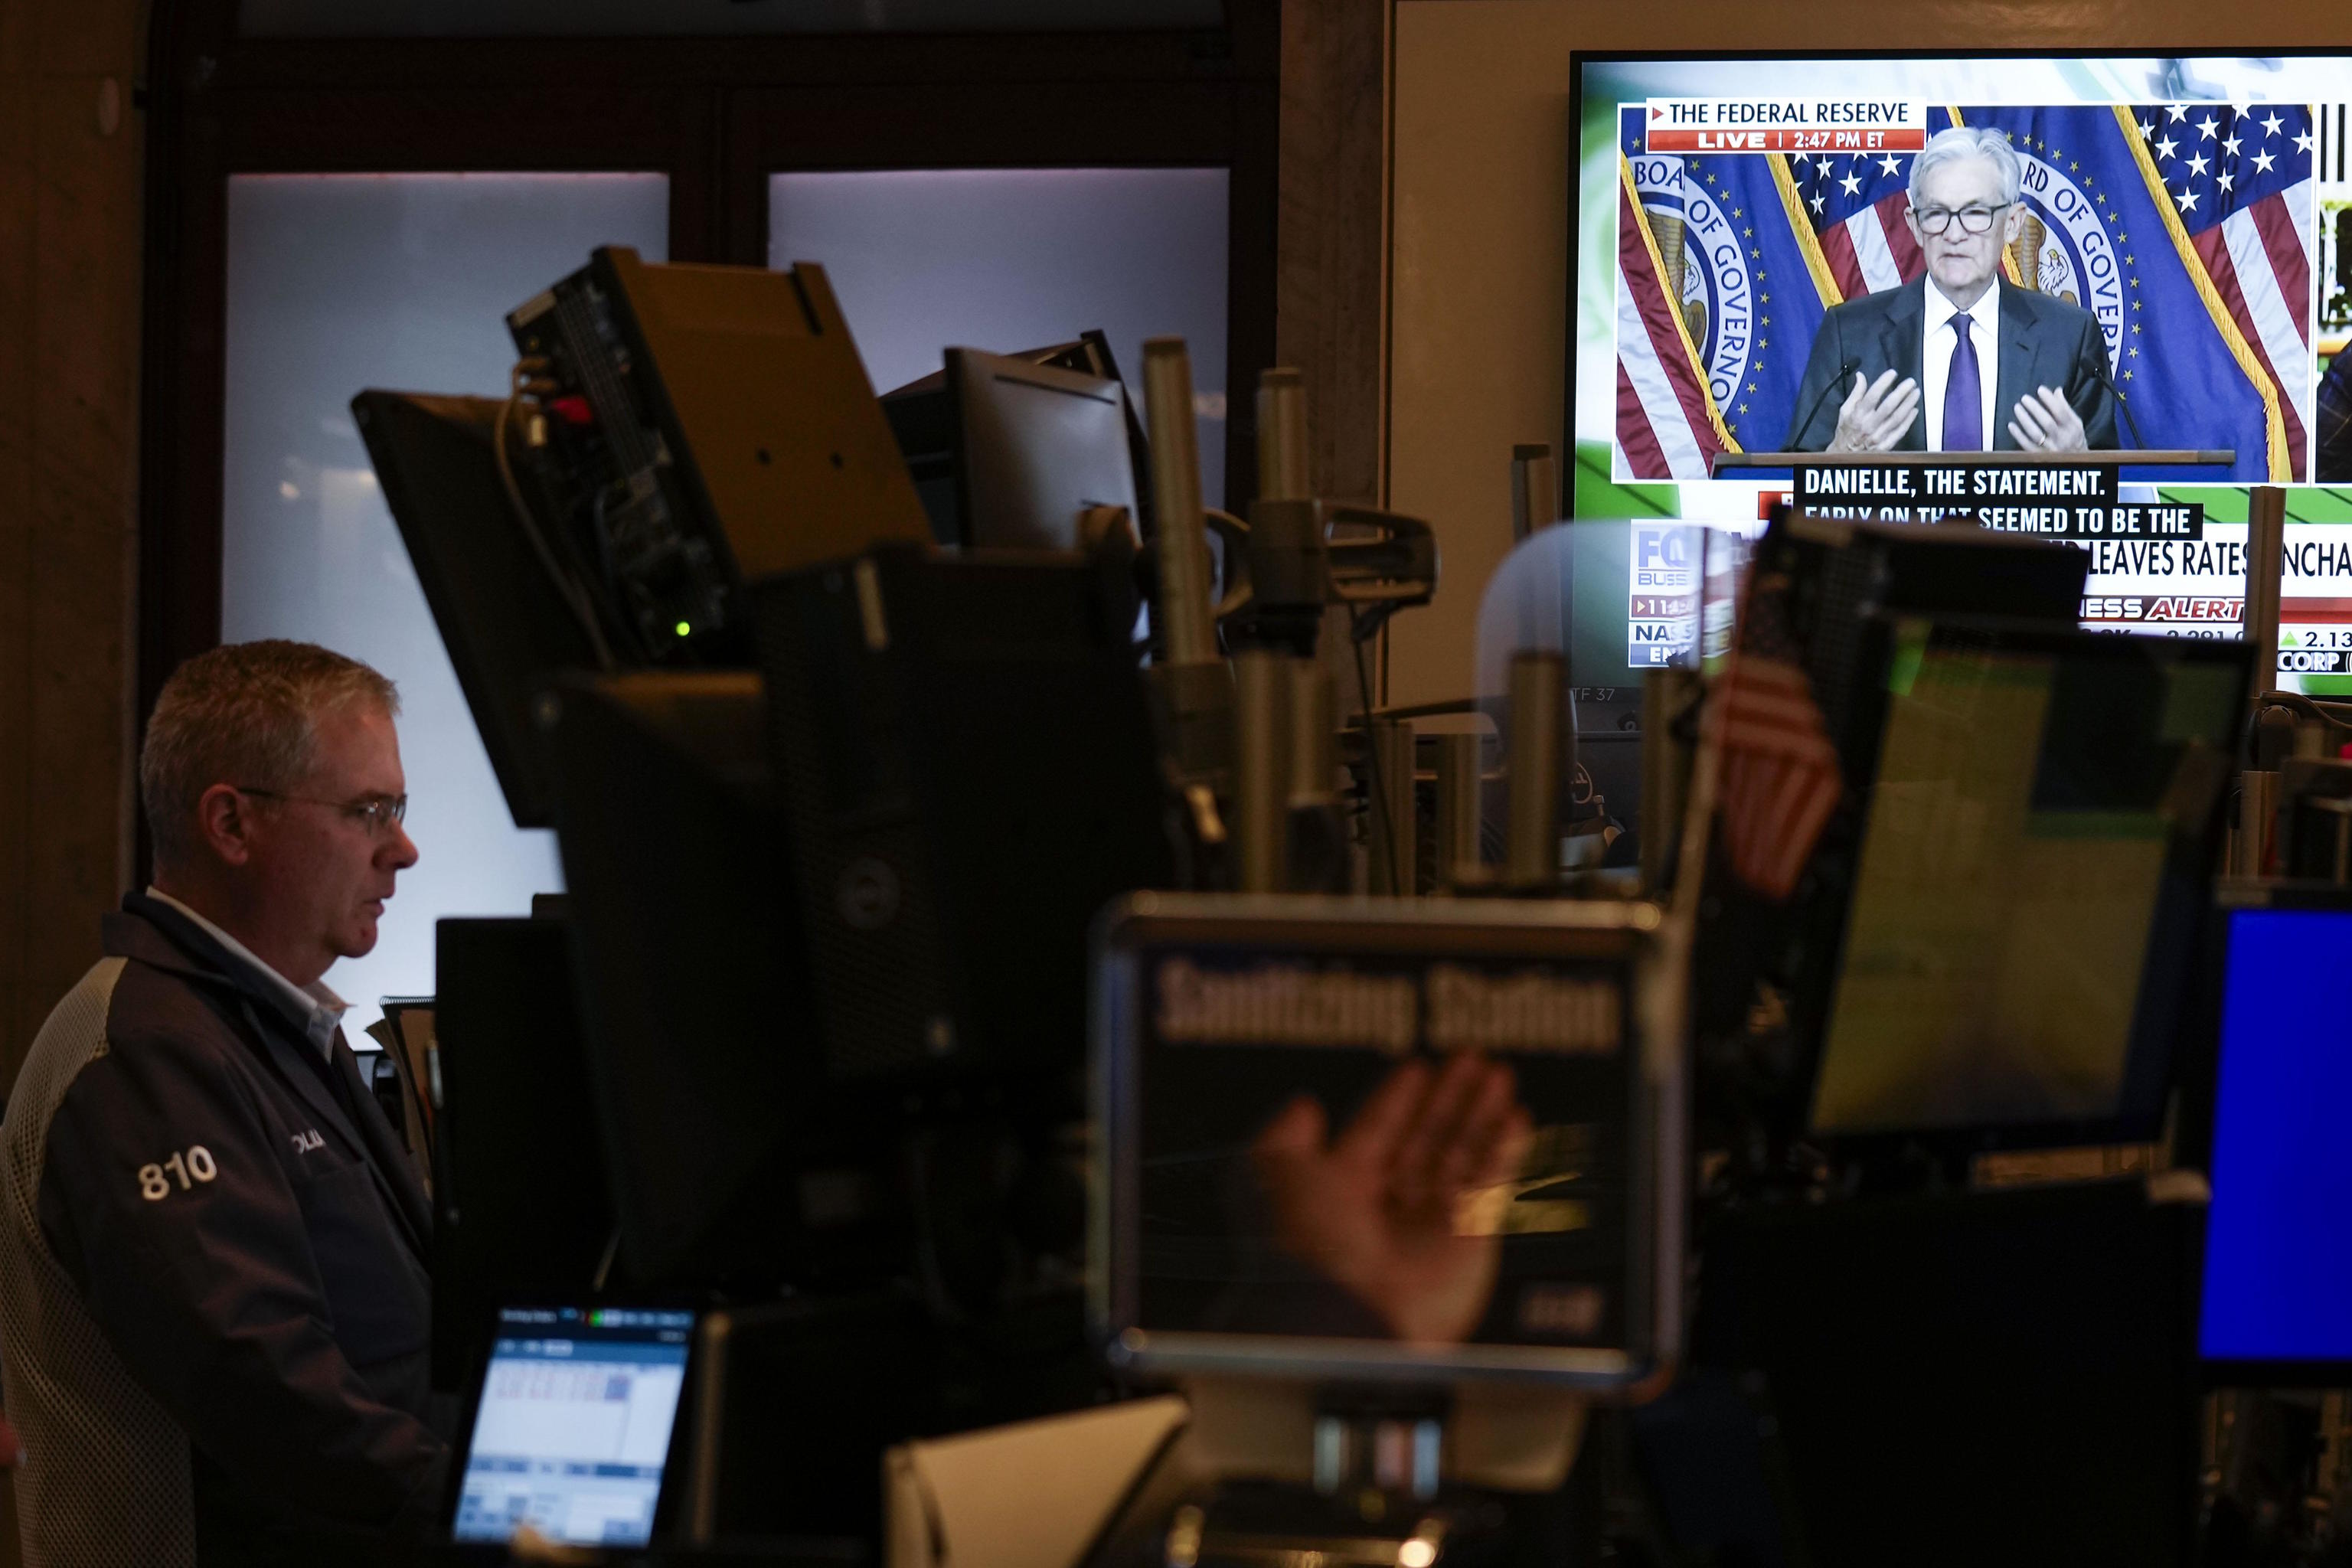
[2083,353,2148,450]
[1788,357,1860,452]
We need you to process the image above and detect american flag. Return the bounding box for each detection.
[1717,573,1841,900]
[2133,103,2317,477]
[1615,155,1729,479]
[1789,147,1922,299]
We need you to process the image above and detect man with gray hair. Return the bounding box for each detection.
[1785,125,2118,454]
[1,639,441,1565]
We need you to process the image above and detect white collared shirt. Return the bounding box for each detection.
[1920,277,2002,452]
[145,887,348,1061]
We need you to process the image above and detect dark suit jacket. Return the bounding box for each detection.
[1784,276,2119,453]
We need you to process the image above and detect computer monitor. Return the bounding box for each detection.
[946,348,1140,551]
[508,247,933,665]
[543,561,1173,1290]
[1802,620,2249,1145]
[881,332,1153,550]
[1694,1181,2203,1568]
[430,916,615,1393]
[2199,892,2352,1376]
[446,1304,697,1552]
[354,390,606,828]
[534,671,818,1287]
[752,547,1174,1088]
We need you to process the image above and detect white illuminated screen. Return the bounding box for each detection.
[770,167,1231,504]
[221,173,669,1040]
[452,1315,692,1547]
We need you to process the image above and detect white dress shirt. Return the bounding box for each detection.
[145,886,349,1061]
[1920,278,2002,452]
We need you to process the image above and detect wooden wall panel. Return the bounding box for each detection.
[1277,0,1387,507]
[0,0,143,1093]
[0,83,31,1061]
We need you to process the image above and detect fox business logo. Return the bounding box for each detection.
[1632,524,1697,591]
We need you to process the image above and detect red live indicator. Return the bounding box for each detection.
[1645,127,1927,153]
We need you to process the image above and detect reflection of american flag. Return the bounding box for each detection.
[1718,574,1841,900]
[2135,104,2316,477]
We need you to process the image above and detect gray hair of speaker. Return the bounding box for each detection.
[141,639,400,872]
[1908,126,2024,209]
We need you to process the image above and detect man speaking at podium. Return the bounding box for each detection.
[1785,126,2118,455]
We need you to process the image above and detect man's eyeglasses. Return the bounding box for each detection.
[1913,204,2007,236]
[237,787,409,838]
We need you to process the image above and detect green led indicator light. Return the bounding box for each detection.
[675,621,691,638]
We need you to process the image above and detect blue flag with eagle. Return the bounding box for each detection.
[1615,103,2315,480]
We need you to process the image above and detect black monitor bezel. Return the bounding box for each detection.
[1563,47,2346,505]
[1794,615,2252,1155]
[354,389,608,830]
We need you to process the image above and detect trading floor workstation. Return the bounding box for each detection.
[299,177,2352,1564]
[12,15,2352,1566]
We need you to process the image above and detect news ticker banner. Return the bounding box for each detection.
[1793,462,2203,541]
[1742,463,2352,681]
[1641,97,1927,154]
[1583,430,2352,684]
[2079,524,2352,677]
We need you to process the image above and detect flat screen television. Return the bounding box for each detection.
[1570,53,2351,693]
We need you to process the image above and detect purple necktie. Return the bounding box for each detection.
[1943,315,1982,452]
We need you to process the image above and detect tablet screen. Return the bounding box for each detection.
[451,1305,694,1548]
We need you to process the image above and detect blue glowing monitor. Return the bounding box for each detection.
[2200,905,2352,1367]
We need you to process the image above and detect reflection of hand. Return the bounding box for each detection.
[1250,1054,1532,1345]
[0,1413,21,1468]
[1826,369,1921,453]
[2007,385,2089,452]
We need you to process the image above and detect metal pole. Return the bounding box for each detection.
[1367,717,1419,897]
[2234,484,2291,880]
[1506,652,1565,888]
[1256,368,1312,505]
[1433,733,1485,890]
[1288,661,1338,807]
[1285,661,1348,893]
[1143,338,1218,668]
[1640,668,1700,897]
[1233,651,1291,893]
[2236,769,2279,878]
[2245,484,2287,681]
